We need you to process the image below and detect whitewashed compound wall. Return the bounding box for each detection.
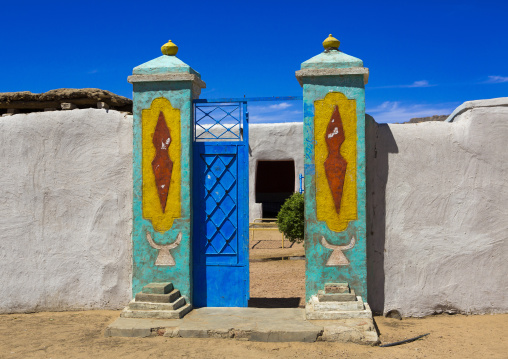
[366,98,508,316]
[0,99,506,316]
[0,109,133,313]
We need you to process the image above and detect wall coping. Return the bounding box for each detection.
[446,97,508,122]
[127,73,206,89]
[295,67,369,87]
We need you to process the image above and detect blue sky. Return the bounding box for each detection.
[1,0,506,123]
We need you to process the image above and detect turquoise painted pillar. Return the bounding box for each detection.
[296,35,369,302]
[128,40,205,302]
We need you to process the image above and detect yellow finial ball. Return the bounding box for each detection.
[323,34,340,50]
[161,40,178,56]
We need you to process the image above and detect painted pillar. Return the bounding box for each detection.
[128,40,206,302]
[296,35,369,302]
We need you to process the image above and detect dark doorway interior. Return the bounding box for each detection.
[255,160,295,218]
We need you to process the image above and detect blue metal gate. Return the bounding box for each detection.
[192,100,249,307]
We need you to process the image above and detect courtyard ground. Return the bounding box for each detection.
[0,232,506,358]
[1,310,506,358]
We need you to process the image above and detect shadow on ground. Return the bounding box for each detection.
[248,297,301,308]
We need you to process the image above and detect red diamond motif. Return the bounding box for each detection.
[152,111,173,213]
[324,105,347,215]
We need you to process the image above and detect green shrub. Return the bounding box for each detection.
[277,192,304,243]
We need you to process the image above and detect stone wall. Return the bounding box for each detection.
[0,109,133,313]
[0,100,506,316]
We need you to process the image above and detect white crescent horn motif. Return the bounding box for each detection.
[320,235,355,266]
[146,231,182,266]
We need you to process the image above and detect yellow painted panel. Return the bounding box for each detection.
[315,92,357,232]
[142,98,181,232]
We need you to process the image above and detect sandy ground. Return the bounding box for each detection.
[0,232,506,358]
[250,259,306,308]
[249,230,305,261]
[249,231,305,307]
[1,311,506,358]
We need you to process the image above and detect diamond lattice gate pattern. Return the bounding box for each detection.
[192,101,249,307]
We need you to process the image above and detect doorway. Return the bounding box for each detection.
[255,160,295,218]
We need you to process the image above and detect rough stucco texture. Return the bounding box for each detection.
[367,106,508,316]
[0,109,133,313]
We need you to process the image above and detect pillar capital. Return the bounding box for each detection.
[295,35,369,87]
[128,41,206,98]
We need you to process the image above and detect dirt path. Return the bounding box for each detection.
[249,234,305,261]
[0,310,506,358]
[250,259,306,307]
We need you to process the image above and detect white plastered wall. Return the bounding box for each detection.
[367,101,508,316]
[248,123,304,222]
[0,109,133,313]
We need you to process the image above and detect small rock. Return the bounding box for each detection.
[385,309,402,320]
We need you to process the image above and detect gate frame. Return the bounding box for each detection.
[129,37,370,311]
[191,99,250,307]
